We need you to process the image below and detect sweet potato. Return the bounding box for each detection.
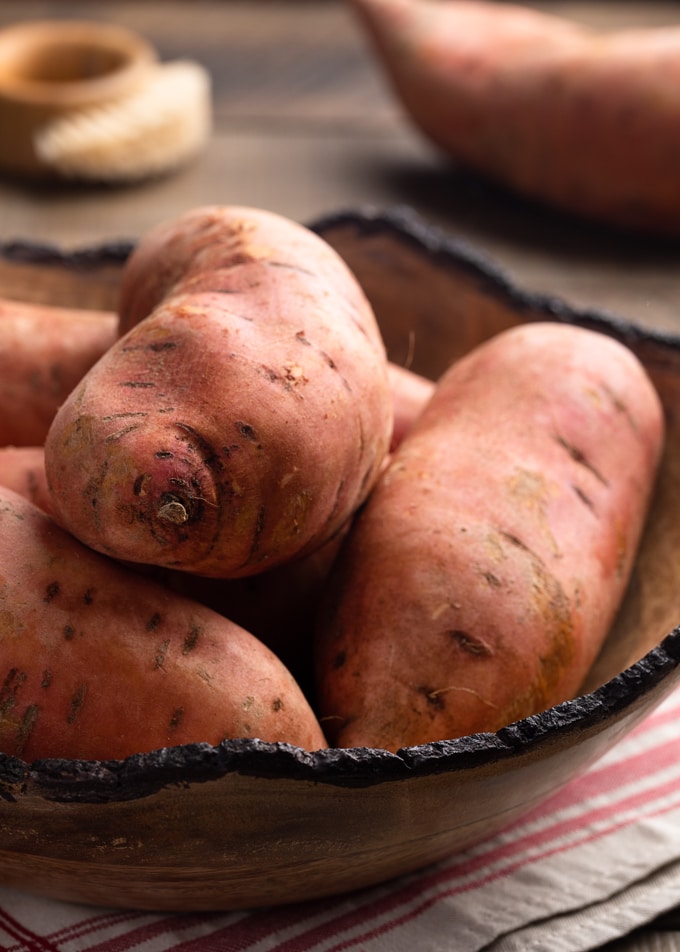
[0,487,326,761]
[315,322,665,751]
[387,362,434,452]
[0,297,116,446]
[351,0,680,234]
[0,445,53,514]
[44,205,393,578]
[164,529,347,701]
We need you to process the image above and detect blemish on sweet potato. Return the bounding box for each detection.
[147,341,178,353]
[236,421,258,442]
[572,484,595,511]
[0,668,25,714]
[133,474,151,496]
[449,630,492,656]
[67,684,87,724]
[16,703,39,755]
[182,625,201,654]
[146,612,163,631]
[482,570,502,588]
[555,434,608,485]
[43,581,60,604]
[154,639,171,670]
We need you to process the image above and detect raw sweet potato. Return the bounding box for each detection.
[0,297,117,445]
[164,528,347,701]
[44,205,393,578]
[387,362,434,452]
[0,445,53,515]
[0,487,326,761]
[351,0,680,234]
[315,322,665,751]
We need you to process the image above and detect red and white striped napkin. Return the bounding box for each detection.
[3,684,680,952]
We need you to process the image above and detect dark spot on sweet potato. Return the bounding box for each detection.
[573,484,595,511]
[554,434,608,485]
[133,473,150,496]
[272,697,284,712]
[67,684,87,724]
[483,571,502,588]
[182,626,200,654]
[333,650,346,670]
[236,421,258,441]
[120,380,156,389]
[449,630,492,656]
[83,588,95,605]
[154,639,171,670]
[147,341,178,352]
[44,581,60,604]
[146,612,163,631]
[499,530,531,552]
[295,330,311,345]
[169,707,184,731]
[16,703,39,755]
[63,624,75,641]
[156,450,174,460]
[222,443,240,458]
[0,668,25,715]
[41,670,52,689]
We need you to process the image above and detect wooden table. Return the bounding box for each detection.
[1,1,680,947]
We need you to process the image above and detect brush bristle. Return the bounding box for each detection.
[34,60,212,182]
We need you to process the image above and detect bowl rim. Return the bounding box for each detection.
[1,204,679,804]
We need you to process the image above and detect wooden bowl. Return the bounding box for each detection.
[1,206,679,912]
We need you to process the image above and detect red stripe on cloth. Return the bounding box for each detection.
[0,909,62,952]
[61,911,230,952]
[42,911,149,950]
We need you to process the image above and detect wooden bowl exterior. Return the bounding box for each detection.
[0,207,679,912]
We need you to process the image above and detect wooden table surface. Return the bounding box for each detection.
[1,1,680,947]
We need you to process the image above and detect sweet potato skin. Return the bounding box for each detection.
[352,0,680,234]
[0,298,117,446]
[44,206,393,578]
[387,362,434,452]
[0,487,326,761]
[315,322,665,751]
[0,445,53,514]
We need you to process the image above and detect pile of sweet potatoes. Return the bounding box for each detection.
[0,205,665,761]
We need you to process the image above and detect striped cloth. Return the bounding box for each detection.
[3,685,680,952]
